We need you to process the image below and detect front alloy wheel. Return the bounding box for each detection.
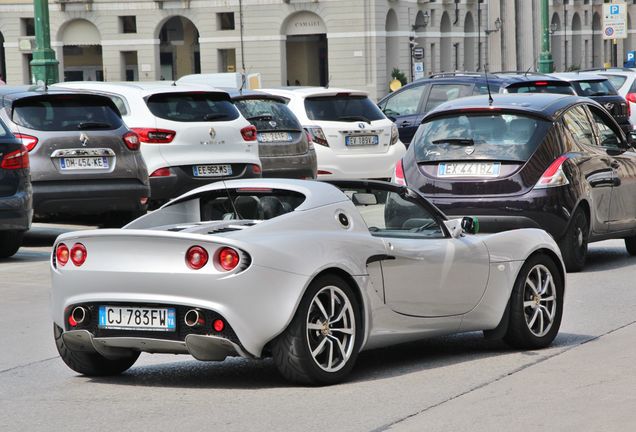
[522,264,558,338]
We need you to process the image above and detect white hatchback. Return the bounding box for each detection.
[53,82,261,203]
[260,87,406,179]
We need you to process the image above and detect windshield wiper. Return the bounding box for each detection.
[77,121,112,130]
[247,114,273,122]
[203,113,229,121]
[338,115,370,123]
[431,138,475,146]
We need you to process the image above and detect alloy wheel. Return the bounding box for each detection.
[523,264,557,337]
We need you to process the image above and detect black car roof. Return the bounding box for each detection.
[422,93,592,122]
[220,87,287,103]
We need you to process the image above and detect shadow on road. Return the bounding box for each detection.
[580,244,636,273]
[86,331,591,390]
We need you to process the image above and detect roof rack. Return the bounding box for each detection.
[429,72,486,79]
[491,71,550,76]
[580,67,636,72]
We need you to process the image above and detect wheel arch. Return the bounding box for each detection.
[526,247,566,293]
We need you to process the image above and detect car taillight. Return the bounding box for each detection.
[122,132,140,150]
[390,124,399,145]
[241,125,258,141]
[150,167,173,177]
[534,81,549,86]
[0,146,29,169]
[55,243,69,267]
[251,164,262,175]
[535,155,570,189]
[305,131,315,150]
[70,243,87,266]
[131,128,176,144]
[217,247,239,271]
[14,133,38,152]
[186,246,208,270]
[393,159,406,186]
[305,126,329,147]
[626,93,636,104]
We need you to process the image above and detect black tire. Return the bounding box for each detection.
[503,254,564,349]
[54,324,139,376]
[272,274,363,385]
[0,231,23,258]
[625,236,636,256]
[558,208,588,272]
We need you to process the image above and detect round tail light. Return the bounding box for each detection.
[186,246,209,270]
[56,243,69,266]
[217,247,240,271]
[70,243,87,266]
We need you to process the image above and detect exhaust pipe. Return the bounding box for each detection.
[71,306,89,325]
[184,309,204,328]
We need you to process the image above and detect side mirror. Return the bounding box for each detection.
[461,216,479,235]
[444,217,479,238]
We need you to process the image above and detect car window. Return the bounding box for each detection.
[382,85,426,117]
[0,118,9,137]
[571,80,617,96]
[505,82,576,95]
[304,95,385,122]
[424,84,472,111]
[413,113,548,163]
[472,82,500,95]
[146,92,240,122]
[11,95,123,131]
[197,188,305,221]
[601,74,628,91]
[562,105,595,147]
[233,98,302,131]
[343,186,445,239]
[588,107,623,149]
[108,95,129,116]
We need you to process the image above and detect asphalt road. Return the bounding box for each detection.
[1,225,636,431]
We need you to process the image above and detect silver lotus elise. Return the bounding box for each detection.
[51,179,565,385]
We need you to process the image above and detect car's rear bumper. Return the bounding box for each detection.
[0,190,33,231]
[150,163,261,201]
[261,151,317,179]
[315,143,407,180]
[33,179,149,216]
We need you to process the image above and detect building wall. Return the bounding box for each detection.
[1,0,636,100]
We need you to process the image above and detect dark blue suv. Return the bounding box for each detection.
[378,72,575,145]
[0,118,32,258]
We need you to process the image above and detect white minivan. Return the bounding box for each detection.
[53,82,261,204]
[261,87,406,179]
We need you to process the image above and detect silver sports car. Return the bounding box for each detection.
[51,179,565,385]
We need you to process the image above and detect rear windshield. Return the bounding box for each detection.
[570,79,617,96]
[414,113,549,162]
[0,118,10,137]
[601,74,627,90]
[505,82,575,95]
[304,95,385,122]
[198,188,305,221]
[233,98,302,131]
[146,92,240,122]
[12,95,123,131]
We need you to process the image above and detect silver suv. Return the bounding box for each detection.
[0,87,150,225]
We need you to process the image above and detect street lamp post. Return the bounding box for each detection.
[538,0,555,73]
[31,0,59,84]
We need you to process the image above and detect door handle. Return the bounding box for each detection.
[399,121,411,127]
[610,160,620,169]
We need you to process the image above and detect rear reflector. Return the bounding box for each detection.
[393,159,406,186]
[150,167,173,177]
[213,319,225,332]
[122,131,140,150]
[0,146,29,170]
[186,246,209,270]
[317,170,333,175]
[535,155,570,189]
[131,128,176,144]
[241,125,258,141]
[14,133,38,152]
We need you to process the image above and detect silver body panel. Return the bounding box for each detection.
[51,179,565,359]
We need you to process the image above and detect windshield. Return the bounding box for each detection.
[12,95,123,131]
[414,113,549,162]
[146,92,240,122]
[234,98,302,131]
[304,95,385,122]
[571,80,617,96]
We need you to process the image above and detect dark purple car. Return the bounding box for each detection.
[394,93,636,271]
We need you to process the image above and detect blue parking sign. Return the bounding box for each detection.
[610,4,620,15]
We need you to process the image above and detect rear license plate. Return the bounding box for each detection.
[438,162,501,177]
[60,157,109,170]
[193,164,232,177]
[98,306,176,331]
[258,132,292,142]
[345,135,379,146]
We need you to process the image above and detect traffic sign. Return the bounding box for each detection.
[603,1,627,40]
[413,62,425,80]
[412,47,424,60]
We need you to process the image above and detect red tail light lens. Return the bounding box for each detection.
[393,159,406,186]
[186,246,209,270]
[150,167,173,177]
[535,155,570,189]
[131,128,176,144]
[213,319,225,332]
[534,81,549,86]
[70,243,87,266]
[252,164,262,175]
[56,243,69,267]
[217,247,240,271]
[122,132,140,150]
[241,125,258,141]
[305,126,329,147]
[626,93,636,104]
[14,133,38,152]
[1,146,29,169]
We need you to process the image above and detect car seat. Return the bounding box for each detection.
[233,196,262,220]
